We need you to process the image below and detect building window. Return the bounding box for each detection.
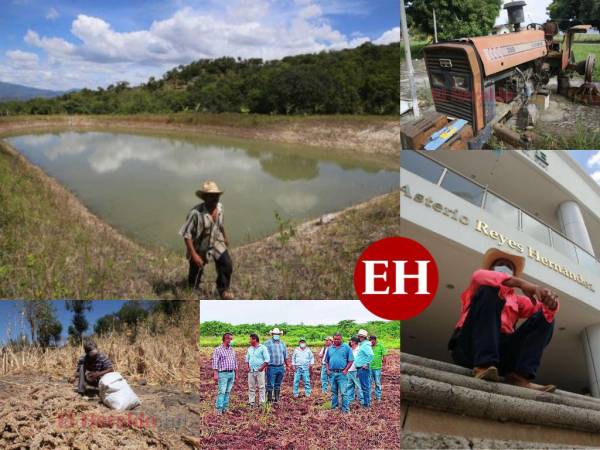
[551,230,578,261]
[440,170,484,207]
[576,247,600,277]
[400,150,445,184]
[483,191,519,228]
[521,212,551,246]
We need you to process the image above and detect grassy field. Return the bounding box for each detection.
[572,43,600,81]
[197,348,400,449]
[400,40,430,61]
[0,135,399,299]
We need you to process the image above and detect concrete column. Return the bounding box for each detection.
[581,325,600,397]
[557,201,595,256]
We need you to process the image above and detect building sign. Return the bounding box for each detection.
[400,184,594,292]
[521,150,549,170]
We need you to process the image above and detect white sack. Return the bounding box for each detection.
[99,372,141,411]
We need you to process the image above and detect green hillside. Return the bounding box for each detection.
[0,42,399,116]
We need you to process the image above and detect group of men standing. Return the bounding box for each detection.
[211,327,387,414]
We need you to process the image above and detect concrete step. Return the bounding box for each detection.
[401,352,600,406]
[401,353,600,413]
[401,431,589,449]
[401,352,600,447]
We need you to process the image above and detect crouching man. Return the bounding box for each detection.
[74,339,114,394]
[449,248,559,392]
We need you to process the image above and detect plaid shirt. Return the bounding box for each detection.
[179,202,227,261]
[212,344,237,371]
[264,339,287,366]
[77,352,113,373]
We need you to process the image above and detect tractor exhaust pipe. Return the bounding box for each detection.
[505,1,526,32]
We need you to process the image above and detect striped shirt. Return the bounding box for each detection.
[264,339,287,366]
[179,202,227,260]
[212,344,237,371]
[77,352,113,373]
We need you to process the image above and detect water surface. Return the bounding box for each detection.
[7,131,398,250]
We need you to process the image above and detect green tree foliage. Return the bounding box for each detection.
[406,0,502,40]
[199,320,400,348]
[548,0,600,29]
[23,301,62,347]
[65,300,92,345]
[0,43,399,116]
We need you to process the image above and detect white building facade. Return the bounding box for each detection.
[400,150,600,395]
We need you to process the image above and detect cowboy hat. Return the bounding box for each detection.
[195,180,223,199]
[270,328,283,335]
[481,247,525,277]
[357,329,369,338]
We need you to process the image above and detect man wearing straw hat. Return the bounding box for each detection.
[179,180,234,299]
[355,329,374,407]
[264,328,289,403]
[448,248,559,392]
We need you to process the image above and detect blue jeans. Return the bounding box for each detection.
[371,369,382,400]
[357,367,371,407]
[266,365,285,391]
[293,367,311,396]
[346,370,363,403]
[320,365,330,393]
[330,371,349,412]
[215,371,235,412]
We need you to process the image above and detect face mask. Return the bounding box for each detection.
[300,343,306,348]
[228,340,234,346]
[493,265,514,276]
[273,335,280,341]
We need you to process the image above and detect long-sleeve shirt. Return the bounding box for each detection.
[455,270,559,334]
[292,347,314,369]
[354,340,374,368]
[319,346,330,363]
[212,344,237,371]
[245,344,270,371]
[76,352,113,373]
[264,339,287,366]
[179,202,227,260]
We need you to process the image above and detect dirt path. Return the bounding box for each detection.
[0,374,200,449]
[197,349,400,449]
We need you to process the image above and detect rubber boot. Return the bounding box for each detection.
[267,390,273,403]
[274,388,280,403]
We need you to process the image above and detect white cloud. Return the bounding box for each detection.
[374,26,400,45]
[6,50,39,69]
[588,150,600,168]
[46,7,59,21]
[591,171,600,185]
[5,1,387,90]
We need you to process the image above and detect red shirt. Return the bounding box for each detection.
[455,270,559,334]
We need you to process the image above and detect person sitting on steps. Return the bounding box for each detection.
[448,248,559,392]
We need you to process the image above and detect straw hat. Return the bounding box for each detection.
[270,328,283,335]
[357,329,369,338]
[195,180,223,199]
[481,248,525,277]
[324,336,333,341]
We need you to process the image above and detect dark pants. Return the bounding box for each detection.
[188,250,233,293]
[449,285,554,379]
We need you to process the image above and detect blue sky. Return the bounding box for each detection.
[569,150,600,185]
[0,0,400,91]
[0,300,152,345]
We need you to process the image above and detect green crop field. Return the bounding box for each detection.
[199,320,400,349]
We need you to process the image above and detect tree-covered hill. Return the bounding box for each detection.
[0,42,399,116]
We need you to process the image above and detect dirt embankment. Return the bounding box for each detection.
[0,115,400,300]
[0,114,400,160]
